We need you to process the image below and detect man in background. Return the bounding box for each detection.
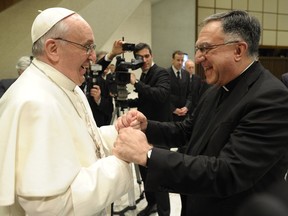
[184,59,210,114]
[0,55,31,98]
[167,50,191,121]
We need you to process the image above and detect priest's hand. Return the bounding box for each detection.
[113,127,151,166]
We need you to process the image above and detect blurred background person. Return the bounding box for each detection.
[0,55,31,98]
[184,59,210,115]
[82,42,123,126]
[236,181,288,216]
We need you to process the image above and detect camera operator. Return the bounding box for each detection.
[83,40,125,126]
[127,43,172,216]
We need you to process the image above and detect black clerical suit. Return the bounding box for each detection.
[167,67,191,121]
[143,61,288,216]
[187,74,210,115]
[127,64,172,216]
[0,78,16,98]
[281,72,288,88]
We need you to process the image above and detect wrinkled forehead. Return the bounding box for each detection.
[65,14,95,41]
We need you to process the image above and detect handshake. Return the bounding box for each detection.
[113,110,152,166]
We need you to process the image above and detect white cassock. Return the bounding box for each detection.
[0,59,132,216]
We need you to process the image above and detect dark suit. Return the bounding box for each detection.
[128,64,172,122]
[281,72,288,88]
[167,67,191,121]
[127,64,172,216]
[144,62,288,216]
[87,75,113,126]
[0,78,16,98]
[188,74,210,115]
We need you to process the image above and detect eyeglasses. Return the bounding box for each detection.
[54,38,96,55]
[195,41,239,55]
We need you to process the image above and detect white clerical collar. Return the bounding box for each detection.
[222,60,255,92]
[222,86,229,92]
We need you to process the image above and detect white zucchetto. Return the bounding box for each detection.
[31,7,75,44]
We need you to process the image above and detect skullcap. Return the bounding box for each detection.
[31,7,75,44]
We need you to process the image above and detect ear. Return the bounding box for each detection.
[234,42,248,62]
[45,39,60,62]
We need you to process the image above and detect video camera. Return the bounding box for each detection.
[83,42,144,105]
[111,44,144,102]
[84,63,102,96]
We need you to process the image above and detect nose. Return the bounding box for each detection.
[89,50,97,63]
[194,51,205,64]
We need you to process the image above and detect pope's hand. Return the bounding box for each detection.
[115,110,147,132]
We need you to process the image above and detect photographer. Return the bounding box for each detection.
[127,43,172,216]
[83,40,125,126]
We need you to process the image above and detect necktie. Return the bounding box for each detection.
[177,71,180,79]
[140,72,146,82]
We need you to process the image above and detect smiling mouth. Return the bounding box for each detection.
[80,65,88,74]
[204,66,213,72]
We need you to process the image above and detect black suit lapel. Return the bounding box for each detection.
[144,64,157,83]
[188,62,262,155]
[185,86,221,154]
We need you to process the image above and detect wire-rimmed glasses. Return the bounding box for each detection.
[195,41,239,55]
[54,37,96,55]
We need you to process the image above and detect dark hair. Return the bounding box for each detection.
[202,10,261,58]
[172,50,184,59]
[133,43,152,58]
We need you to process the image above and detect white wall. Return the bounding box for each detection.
[152,0,196,68]
[0,0,197,79]
[0,0,149,78]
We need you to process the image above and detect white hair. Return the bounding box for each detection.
[15,56,31,72]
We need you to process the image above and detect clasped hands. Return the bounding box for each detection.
[113,110,152,166]
[174,107,188,116]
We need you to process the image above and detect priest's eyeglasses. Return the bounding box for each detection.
[54,38,96,55]
[195,41,239,55]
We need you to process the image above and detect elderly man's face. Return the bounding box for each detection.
[185,61,195,75]
[195,21,239,86]
[56,14,96,86]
